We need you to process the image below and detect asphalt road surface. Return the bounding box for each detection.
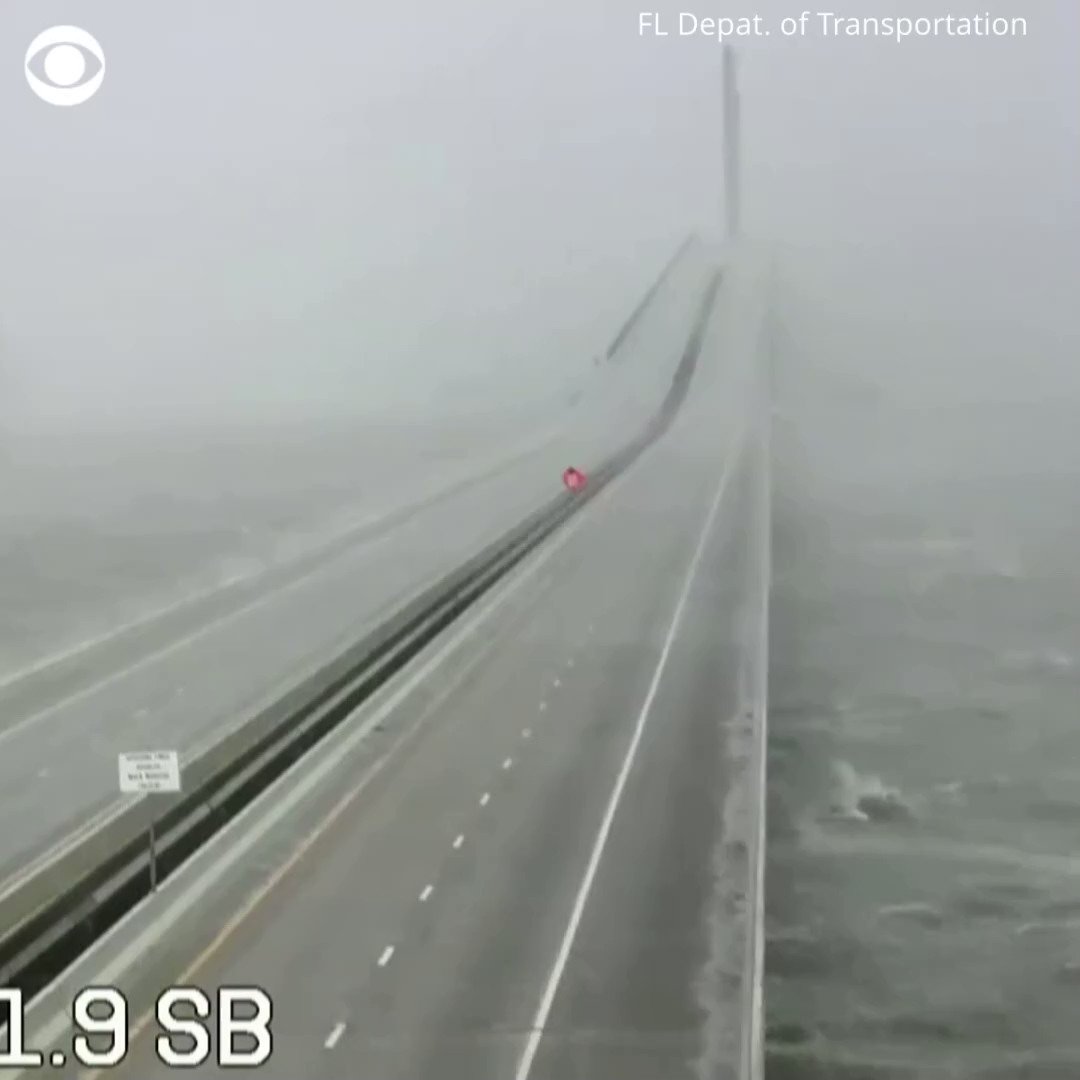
[20,344,768,1080]
[0,252,715,894]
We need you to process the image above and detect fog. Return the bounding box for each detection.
[742,0,1078,476]
[738,0,1077,491]
[1,0,724,433]
[2,0,1075,435]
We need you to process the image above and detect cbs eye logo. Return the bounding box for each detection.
[25,26,106,106]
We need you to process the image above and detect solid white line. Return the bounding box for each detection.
[377,946,395,967]
[502,757,513,770]
[512,447,737,1080]
[480,792,491,807]
[324,1022,346,1049]
[9,451,636,1074]
[419,885,434,902]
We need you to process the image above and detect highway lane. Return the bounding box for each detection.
[21,347,767,1080]
[0,249,716,889]
[0,424,564,717]
[0,414,557,678]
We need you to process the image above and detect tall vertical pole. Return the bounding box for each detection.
[722,44,741,242]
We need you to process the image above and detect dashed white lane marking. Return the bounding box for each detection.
[539,701,547,713]
[522,728,532,739]
[553,678,561,688]
[512,443,738,1080]
[480,792,491,807]
[419,885,434,902]
[377,946,395,967]
[324,1022,346,1049]
[453,834,465,849]
[566,658,575,668]
[502,757,514,770]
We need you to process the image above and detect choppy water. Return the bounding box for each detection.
[764,381,1080,1077]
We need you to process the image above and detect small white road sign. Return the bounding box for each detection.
[118,750,181,794]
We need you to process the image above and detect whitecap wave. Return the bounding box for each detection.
[825,760,915,823]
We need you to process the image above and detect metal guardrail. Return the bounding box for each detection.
[0,263,724,1017]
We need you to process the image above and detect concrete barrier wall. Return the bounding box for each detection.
[671,244,773,1079]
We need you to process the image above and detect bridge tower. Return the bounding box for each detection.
[722,44,741,242]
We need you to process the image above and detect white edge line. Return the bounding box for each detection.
[9,436,643,1073]
[513,440,738,1080]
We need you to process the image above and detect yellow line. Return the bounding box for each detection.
[79,622,508,1079]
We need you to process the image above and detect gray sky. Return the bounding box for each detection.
[2,0,1076,428]
[741,0,1078,405]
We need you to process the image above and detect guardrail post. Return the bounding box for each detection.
[148,821,157,892]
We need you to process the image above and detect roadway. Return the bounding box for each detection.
[0,245,717,890]
[15,312,769,1079]
[0,423,563,719]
